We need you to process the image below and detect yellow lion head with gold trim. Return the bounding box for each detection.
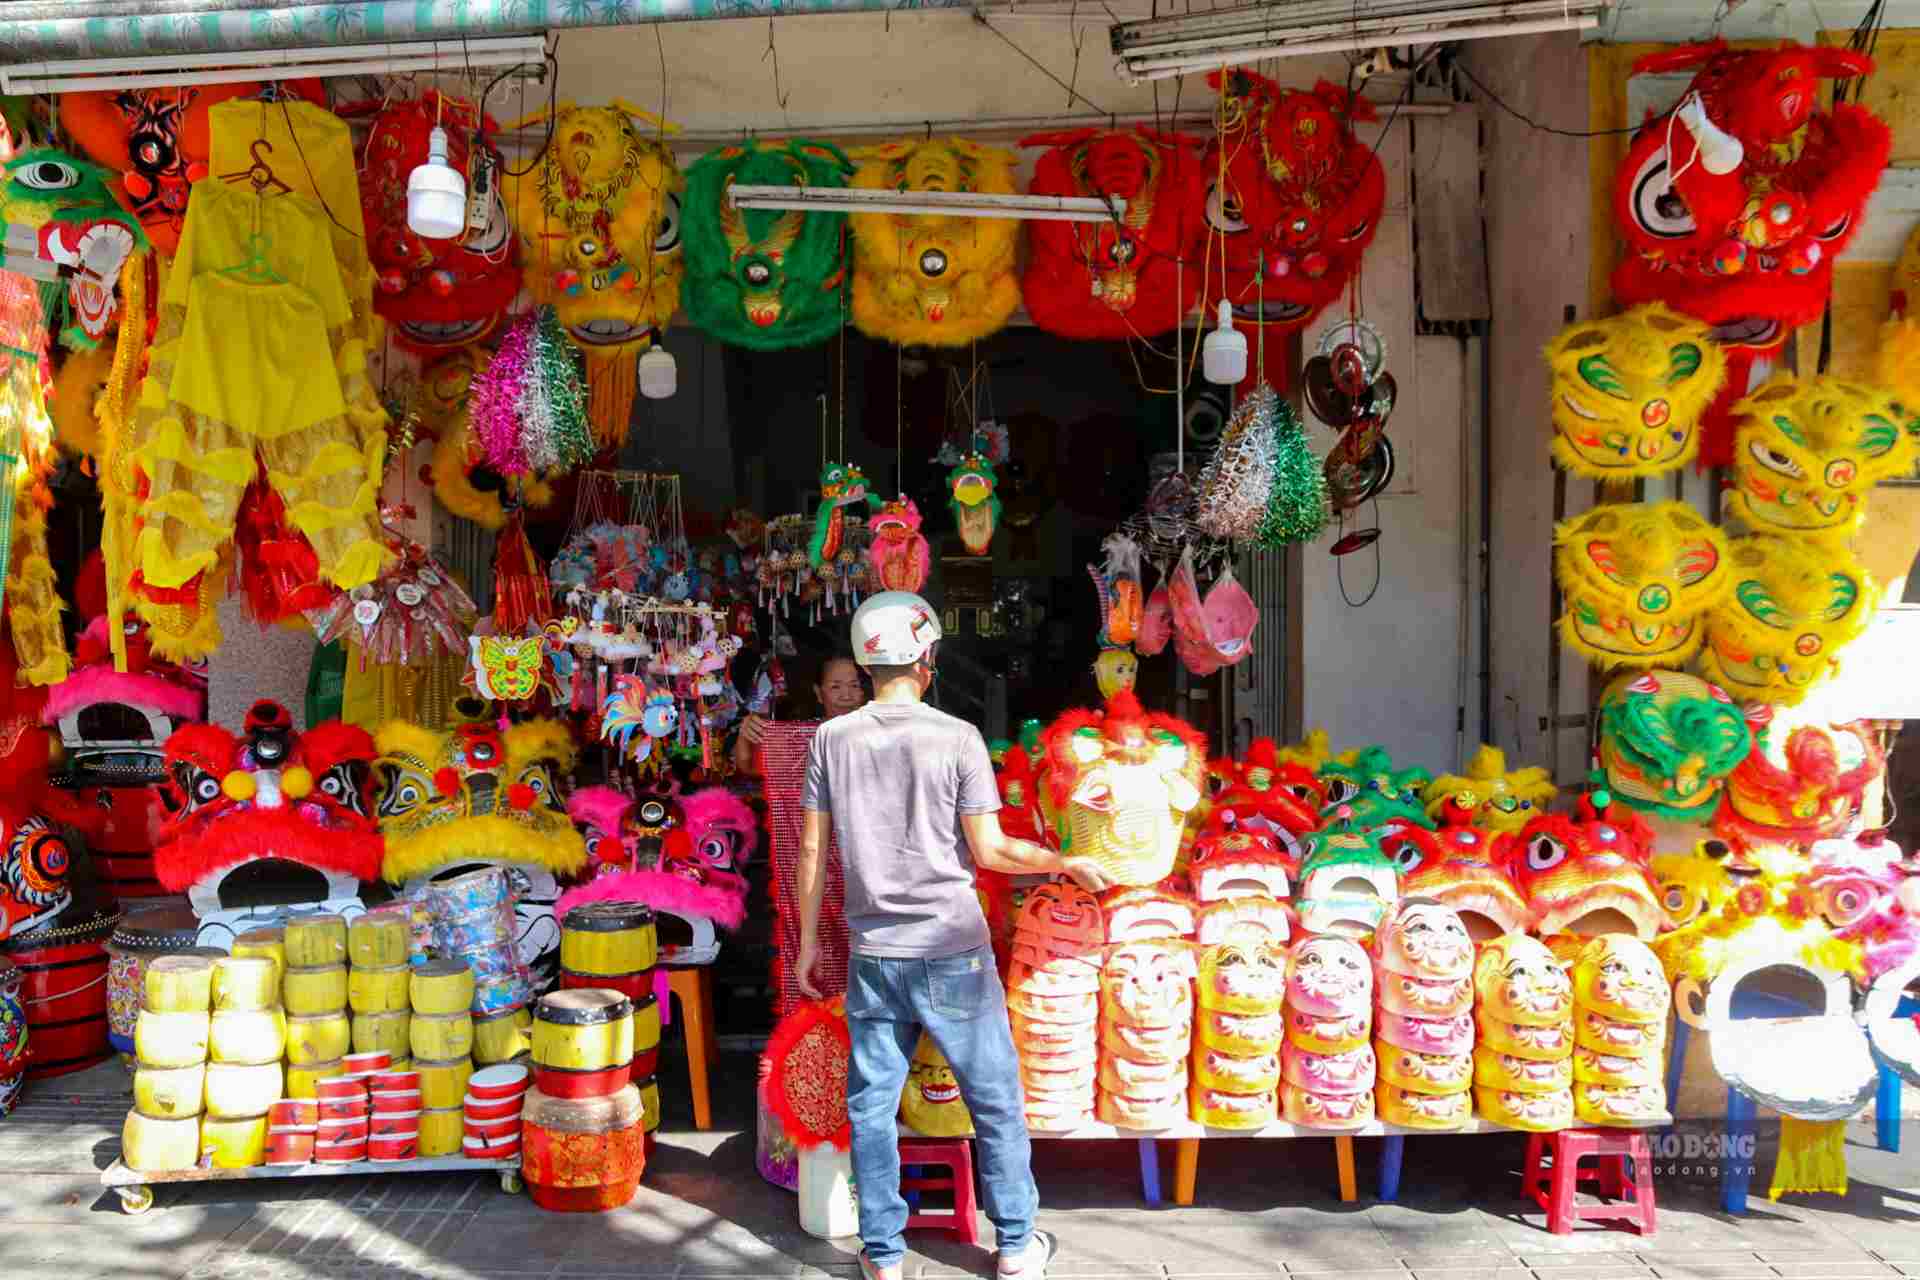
[1553,501,1732,669]
[1545,304,1727,481]
[1726,375,1919,542]
[1699,534,1874,707]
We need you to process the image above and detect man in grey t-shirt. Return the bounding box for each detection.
[796,592,1108,1280]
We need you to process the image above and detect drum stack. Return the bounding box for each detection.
[348,911,413,1072]
[3,907,117,1079]
[204,954,286,1167]
[559,903,662,1139]
[104,903,207,1065]
[125,954,213,1171]
[411,959,477,1155]
[523,988,647,1211]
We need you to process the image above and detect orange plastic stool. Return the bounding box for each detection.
[666,966,716,1131]
[898,1138,980,1246]
[1522,1129,1657,1236]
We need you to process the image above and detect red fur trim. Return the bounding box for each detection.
[165,722,240,777]
[290,720,376,772]
[762,997,852,1150]
[154,807,383,891]
[554,867,748,930]
[42,664,203,725]
[568,785,632,834]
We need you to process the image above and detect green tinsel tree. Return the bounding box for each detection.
[1256,399,1330,547]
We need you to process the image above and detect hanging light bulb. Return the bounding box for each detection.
[1674,93,1744,176]
[1202,298,1247,385]
[407,126,467,240]
[639,345,677,400]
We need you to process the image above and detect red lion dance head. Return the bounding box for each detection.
[1020,128,1206,339]
[1611,41,1889,466]
[348,92,519,352]
[1201,70,1386,389]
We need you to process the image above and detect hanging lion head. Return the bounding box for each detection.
[1726,375,1920,542]
[1553,501,1732,669]
[1699,534,1874,707]
[1544,304,1728,481]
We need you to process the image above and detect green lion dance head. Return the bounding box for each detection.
[1318,745,1434,837]
[948,452,1000,556]
[682,139,855,350]
[0,145,147,348]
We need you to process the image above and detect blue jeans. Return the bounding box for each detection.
[845,946,1037,1266]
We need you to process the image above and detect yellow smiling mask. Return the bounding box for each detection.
[899,1034,972,1136]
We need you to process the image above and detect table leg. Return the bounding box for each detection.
[1877,1065,1901,1154]
[1136,1137,1161,1206]
[1172,1138,1199,1206]
[1378,1135,1404,1203]
[1665,1017,1691,1119]
[669,967,714,1131]
[1721,1089,1755,1215]
[1335,1136,1357,1203]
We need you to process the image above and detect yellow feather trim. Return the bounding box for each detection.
[505,719,578,773]
[379,814,588,885]
[374,720,450,769]
[1554,501,1732,669]
[1699,535,1874,708]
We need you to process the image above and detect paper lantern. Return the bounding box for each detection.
[848,138,1021,345]
[1726,376,1919,542]
[1500,797,1664,942]
[1699,535,1874,708]
[1597,669,1751,824]
[1543,304,1727,481]
[1554,501,1732,669]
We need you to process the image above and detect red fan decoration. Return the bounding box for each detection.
[761,996,852,1152]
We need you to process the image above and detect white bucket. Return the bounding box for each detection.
[797,1145,859,1239]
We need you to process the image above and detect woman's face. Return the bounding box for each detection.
[817,660,868,719]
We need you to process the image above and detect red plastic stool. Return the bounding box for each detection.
[898,1138,979,1246]
[1522,1129,1657,1236]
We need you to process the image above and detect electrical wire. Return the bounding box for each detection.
[1452,56,1672,137]
[972,10,1111,117]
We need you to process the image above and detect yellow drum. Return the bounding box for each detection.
[348,912,409,969]
[416,1057,474,1110]
[231,927,286,987]
[283,915,347,968]
[472,1006,529,1066]
[282,964,348,1016]
[123,1111,200,1171]
[408,959,475,1016]
[286,1011,351,1065]
[142,955,214,1014]
[286,1058,345,1098]
[561,903,659,976]
[135,1009,209,1068]
[418,1106,463,1157]
[200,1113,268,1168]
[211,956,279,1012]
[348,964,410,1014]
[354,1010,413,1058]
[532,990,634,1072]
[204,1061,284,1119]
[408,1012,471,1061]
[133,1062,206,1119]
[209,1008,286,1065]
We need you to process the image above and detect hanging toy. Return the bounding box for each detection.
[0,142,148,349]
[867,497,930,592]
[1093,647,1138,700]
[809,463,879,568]
[469,306,595,478]
[469,633,548,702]
[600,675,653,758]
[948,452,1001,556]
[1088,531,1143,648]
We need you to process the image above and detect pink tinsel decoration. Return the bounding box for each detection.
[469,310,537,476]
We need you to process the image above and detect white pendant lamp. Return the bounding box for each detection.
[1202,299,1247,385]
[406,126,467,240]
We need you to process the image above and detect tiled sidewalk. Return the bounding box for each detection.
[2,1054,1915,1280]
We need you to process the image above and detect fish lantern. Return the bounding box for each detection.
[1037,691,1205,889]
[1019,128,1205,339]
[1597,668,1751,824]
[1721,709,1884,846]
[154,701,381,948]
[1544,304,1727,482]
[349,92,519,353]
[848,137,1022,345]
[1471,933,1574,1132]
[1421,744,1555,836]
[682,139,855,349]
[1611,41,1890,468]
[1726,375,1919,543]
[1201,70,1386,389]
[1699,535,1874,708]
[501,100,684,446]
[1553,501,1731,669]
[1501,794,1664,943]
[375,718,586,983]
[1570,935,1671,1125]
[899,1033,972,1137]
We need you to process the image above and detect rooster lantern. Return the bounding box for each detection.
[1019,128,1206,339]
[154,701,382,948]
[501,100,685,445]
[1610,41,1890,467]
[347,92,519,353]
[1201,71,1386,389]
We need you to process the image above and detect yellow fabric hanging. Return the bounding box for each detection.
[341,644,466,732]
[1,267,66,686]
[1769,1117,1847,1199]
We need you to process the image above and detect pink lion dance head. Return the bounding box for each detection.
[557,785,757,932]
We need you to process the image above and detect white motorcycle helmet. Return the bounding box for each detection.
[850,591,943,667]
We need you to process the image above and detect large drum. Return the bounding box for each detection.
[521,1084,645,1212]
[0,956,26,1116]
[104,900,202,1062]
[2,905,118,1079]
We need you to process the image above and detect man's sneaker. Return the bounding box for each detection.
[997,1230,1056,1280]
[858,1252,902,1280]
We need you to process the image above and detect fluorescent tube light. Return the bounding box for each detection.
[729,184,1126,224]
[1,34,548,95]
[1112,0,1605,81]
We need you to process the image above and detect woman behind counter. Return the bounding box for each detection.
[732,653,870,774]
